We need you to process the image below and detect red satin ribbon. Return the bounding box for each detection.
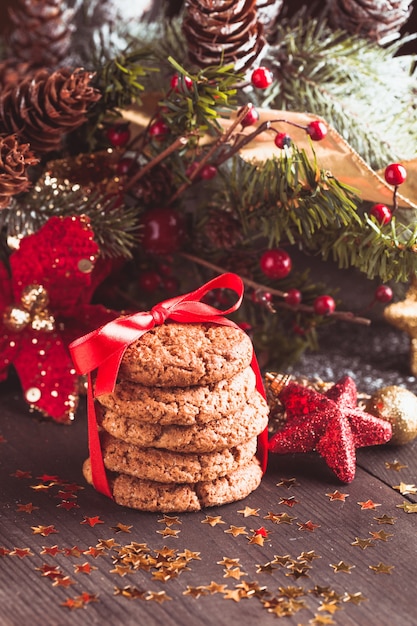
[70,273,268,499]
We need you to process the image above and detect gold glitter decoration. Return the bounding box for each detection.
[384,276,417,375]
[77,258,94,273]
[3,284,55,333]
[366,385,417,444]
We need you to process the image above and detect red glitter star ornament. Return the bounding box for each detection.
[269,376,392,482]
[0,216,117,423]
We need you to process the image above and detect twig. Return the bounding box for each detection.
[180,252,371,326]
[125,136,188,192]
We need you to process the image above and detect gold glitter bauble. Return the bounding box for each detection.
[366,386,417,445]
[3,305,30,332]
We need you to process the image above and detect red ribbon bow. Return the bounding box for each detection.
[70,273,268,498]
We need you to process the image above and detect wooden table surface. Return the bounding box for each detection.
[1,345,416,626]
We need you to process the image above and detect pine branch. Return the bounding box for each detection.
[259,10,417,169]
[1,185,139,259]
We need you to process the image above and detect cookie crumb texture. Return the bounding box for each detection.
[83,457,263,512]
[97,367,256,426]
[119,322,253,387]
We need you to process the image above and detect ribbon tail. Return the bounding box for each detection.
[87,373,113,499]
[250,353,269,473]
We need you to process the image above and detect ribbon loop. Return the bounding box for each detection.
[151,303,170,326]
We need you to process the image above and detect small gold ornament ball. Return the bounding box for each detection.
[366,386,417,445]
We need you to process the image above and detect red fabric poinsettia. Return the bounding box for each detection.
[0,215,118,423]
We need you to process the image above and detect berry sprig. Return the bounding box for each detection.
[369,163,407,225]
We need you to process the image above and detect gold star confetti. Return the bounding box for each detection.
[272,554,293,567]
[396,501,417,513]
[0,548,10,556]
[264,511,296,524]
[276,477,298,488]
[330,561,355,574]
[61,597,85,610]
[178,548,201,561]
[80,515,104,527]
[357,500,381,510]
[36,564,62,578]
[111,523,132,533]
[82,546,105,558]
[80,592,98,604]
[203,581,227,594]
[217,556,241,568]
[310,614,336,624]
[298,550,321,562]
[318,601,341,615]
[297,520,320,532]
[278,585,305,598]
[369,529,393,541]
[326,490,349,502]
[224,525,247,537]
[309,585,332,597]
[374,514,396,525]
[343,591,367,604]
[223,567,247,580]
[57,500,79,511]
[369,562,394,574]
[16,502,39,513]
[223,588,244,602]
[285,564,311,579]
[183,586,208,599]
[201,515,225,527]
[385,460,408,471]
[40,545,62,556]
[157,515,181,526]
[63,546,83,557]
[74,562,97,575]
[156,527,180,538]
[31,525,58,537]
[279,496,299,507]
[30,483,52,492]
[236,580,267,598]
[393,482,417,494]
[237,506,260,517]
[247,533,265,546]
[110,563,132,577]
[97,538,120,550]
[114,585,146,600]
[52,575,76,588]
[351,537,374,550]
[145,591,172,603]
[256,561,277,574]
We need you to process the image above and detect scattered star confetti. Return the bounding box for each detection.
[326,490,349,502]
[276,477,298,488]
[96,538,120,550]
[156,527,180,538]
[82,547,105,558]
[396,501,417,513]
[224,525,247,537]
[369,529,393,541]
[256,561,277,574]
[203,581,227,594]
[157,515,181,526]
[279,496,299,507]
[40,545,62,556]
[223,588,244,602]
[264,512,296,525]
[330,561,355,574]
[31,525,58,537]
[80,516,104,527]
[114,585,147,600]
[374,514,396,525]
[298,550,321,562]
[74,562,97,575]
[357,500,381,510]
[351,537,374,550]
[369,562,395,574]
[218,557,241,568]
[385,460,408,471]
[393,482,417,495]
[343,592,368,605]
[237,506,260,517]
[223,567,247,580]
[145,591,172,603]
[111,523,132,533]
[297,520,320,532]
[183,586,208,599]
[52,575,76,588]
[272,554,293,567]
[318,601,341,615]
[201,515,225,527]
[61,597,85,610]
[16,502,39,513]
[247,533,265,546]
[63,546,84,557]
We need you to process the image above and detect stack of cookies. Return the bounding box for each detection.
[83,321,269,512]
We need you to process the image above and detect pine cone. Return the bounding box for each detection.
[0,60,31,89]
[183,0,266,71]
[203,209,243,249]
[0,68,101,155]
[6,0,74,68]
[130,163,175,207]
[326,0,413,42]
[256,0,284,35]
[0,135,38,209]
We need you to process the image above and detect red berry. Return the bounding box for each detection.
[370,203,392,225]
[375,285,393,303]
[170,73,193,92]
[116,157,137,176]
[260,249,292,280]
[274,132,292,149]
[306,120,327,141]
[251,67,273,89]
[384,163,407,186]
[199,164,217,180]
[149,119,169,138]
[106,123,131,148]
[285,289,302,306]
[140,207,185,255]
[239,104,259,128]
[138,270,162,293]
[313,295,335,316]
